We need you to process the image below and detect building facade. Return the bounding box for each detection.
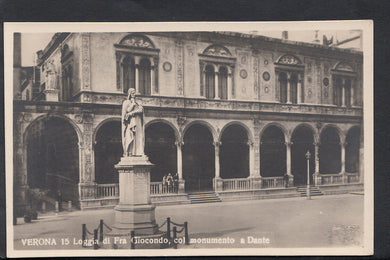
[13,32,363,212]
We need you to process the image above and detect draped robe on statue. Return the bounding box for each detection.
[122,99,144,156]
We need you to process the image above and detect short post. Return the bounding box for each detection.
[82,224,86,247]
[172,226,177,249]
[130,231,135,249]
[93,229,99,249]
[55,201,59,213]
[41,201,46,213]
[68,201,72,212]
[305,150,311,200]
[184,221,189,245]
[99,219,104,243]
[166,217,171,239]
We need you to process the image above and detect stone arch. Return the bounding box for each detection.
[93,117,121,143]
[219,122,250,179]
[345,125,361,173]
[145,120,178,182]
[119,33,156,49]
[145,118,180,142]
[182,120,218,143]
[259,122,289,143]
[292,123,319,143]
[23,113,82,146]
[320,124,345,143]
[319,125,342,174]
[182,121,215,192]
[260,123,287,177]
[93,118,122,184]
[291,124,316,185]
[219,121,254,144]
[23,113,81,206]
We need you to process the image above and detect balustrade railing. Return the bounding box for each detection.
[96,183,119,198]
[261,177,286,189]
[320,174,343,185]
[150,182,178,195]
[346,174,360,183]
[222,178,252,191]
[85,173,361,200]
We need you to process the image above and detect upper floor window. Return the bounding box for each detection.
[331,62,356,107]
[199,45,236,100]
[122,56,135,94]
[60,44,74,101]
[115,34,159,95]
[275,55,304,104]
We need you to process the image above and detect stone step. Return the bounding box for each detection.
[296,186,323,196]
[188,192,222,204]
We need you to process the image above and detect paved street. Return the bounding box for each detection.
[12,194,363,250]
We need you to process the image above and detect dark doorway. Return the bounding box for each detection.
[94,121,121,184]
[260,125,286,177]
[145,122,177,182]
[291,125,315,186]
[183,124,215,192]
[345,126,360,173]
[26,117,79,206]
[319,127,341,174]
[220,124,249,179]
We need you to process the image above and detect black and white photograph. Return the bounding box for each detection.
[4,21,373,257]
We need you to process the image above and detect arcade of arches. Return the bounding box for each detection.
[23,117,362,202]
[25,116,79,206]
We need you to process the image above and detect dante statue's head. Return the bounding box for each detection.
[128,88,136,99]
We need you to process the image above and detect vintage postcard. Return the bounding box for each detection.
[4,21,373,257]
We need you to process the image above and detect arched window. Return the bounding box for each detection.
[139,58,151,95]
[219,66,228,100]
[279,72,288,103]
[345,78,351,107]
[334,77,343,106]
[115,34,159,95]
[290,73,298,104]
[26,89,30,100]
[122,56,135,94]
[331,62,356,107]
[205,65,215,99]
[275,54,304,104]
[199,44,236,99]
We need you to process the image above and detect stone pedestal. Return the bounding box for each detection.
[213,177,223,192]
[313,172,321,186]
[178,179,186,193]
[110,156,158,235]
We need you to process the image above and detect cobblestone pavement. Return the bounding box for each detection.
[12,194,364,251]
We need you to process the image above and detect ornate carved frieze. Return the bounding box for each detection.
[119,34,154,49]
[81,33,91,90]
[203,45,232,57]
[175,40,184,96]
[277,55,302,65]
[253,56,259,98]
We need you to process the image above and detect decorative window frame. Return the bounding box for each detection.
[274,54,305,104]
[331,62,357,107]
[115,34,160,95]
[60,44,74,101]
[199,45,236,99]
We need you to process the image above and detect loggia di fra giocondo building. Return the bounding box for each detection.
[13,31,363,212]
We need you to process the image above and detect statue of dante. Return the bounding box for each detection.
[122,88,144,157]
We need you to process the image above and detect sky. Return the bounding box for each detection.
[20,30,361,67]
